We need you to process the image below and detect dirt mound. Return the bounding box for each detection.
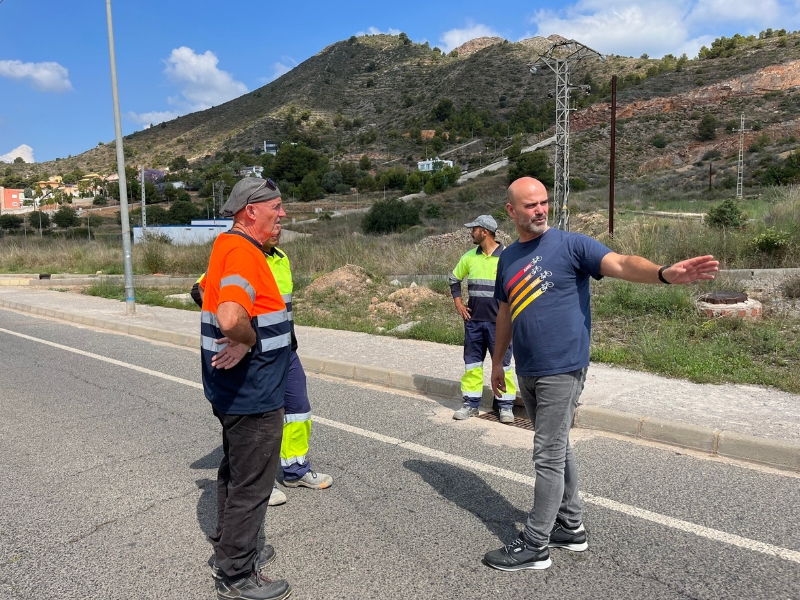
[571,213,608,237]
[417,228,513,251]
[371,301,404,316]
[305,264,371,295]
[388,286,441,308]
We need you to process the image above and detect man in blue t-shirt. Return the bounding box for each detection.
[483,177,719,572]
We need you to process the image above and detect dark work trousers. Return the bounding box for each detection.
[281,351,313,481]
[209,407,284,581]
[462,320,515,408]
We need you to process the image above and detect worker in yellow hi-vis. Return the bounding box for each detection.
[448,215,517,423]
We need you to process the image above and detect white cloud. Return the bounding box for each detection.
[0,144,35,164]
[439,22,502,53]
[530,0,800,58]
[128,47,247,126]
[0,60,72,92]
[355,26,402,36]
[269,56,298,82]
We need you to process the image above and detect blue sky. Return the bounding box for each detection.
[1,0,797,164]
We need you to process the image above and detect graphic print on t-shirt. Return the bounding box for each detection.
[505,255,554,320]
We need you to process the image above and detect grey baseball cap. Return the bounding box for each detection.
[221,178,281,217]
[464,214,497,233]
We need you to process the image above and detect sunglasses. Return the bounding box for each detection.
[245,177,278,205]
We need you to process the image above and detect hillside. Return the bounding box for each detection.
[10,29,800,193]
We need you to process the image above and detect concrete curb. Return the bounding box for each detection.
[1,297,798,473]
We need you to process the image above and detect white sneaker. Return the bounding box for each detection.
[499,408,514,424]
[283,470,333,489]
[268,484,287,506]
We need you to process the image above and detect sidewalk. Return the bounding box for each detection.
[0,287,798,469]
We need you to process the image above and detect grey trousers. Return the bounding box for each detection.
[518,367,587,547]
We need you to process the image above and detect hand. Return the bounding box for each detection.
[664,256,719,284]
[456,304,472,321]
[491,362,506,398]
[211,338,251,370]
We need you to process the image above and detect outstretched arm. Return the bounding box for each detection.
[599,253,719,285]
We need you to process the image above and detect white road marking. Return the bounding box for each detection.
[4,326,799,566]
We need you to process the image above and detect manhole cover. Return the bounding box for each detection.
[477,411,533,431]
[700,291,748,305]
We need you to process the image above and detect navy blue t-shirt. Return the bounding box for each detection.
[494,228,612,377]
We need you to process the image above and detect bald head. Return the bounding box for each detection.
[506,177,550,241]
[507,177,548,208]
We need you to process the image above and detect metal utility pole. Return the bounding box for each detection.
[609,74,617,238]
[735,114,751,200]
[105,0,135,314]
[141,165,147,232]
[530,40,604,231]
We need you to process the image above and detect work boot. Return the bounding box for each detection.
[209,546,276,580]
[483,534,551,571]
[453,403,479,420]
[282,470,333,489]
[268,484,287,506]
[498,408,514,424]
[215,566,291,600]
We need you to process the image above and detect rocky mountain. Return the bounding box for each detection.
[15,29,800,193]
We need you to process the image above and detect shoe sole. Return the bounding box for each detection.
[268,496,287,506]
[218,587,291,600]
[483,558,552,571]
[453,412,478,420]
[548,541,588,551]
[282,480,332,490]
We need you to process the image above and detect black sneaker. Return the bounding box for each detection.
[548,521,588,552]
[210,545,276,580]
[215,568,291,600]
[483,535,552,571]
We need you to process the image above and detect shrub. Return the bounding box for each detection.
[701,149,721,161]
[141,240,169,273]
[425,204,442,218]
[651,133,668,148]
[751,228,790,254]
[782,276,800,298]
[93,197,108,206]
[706,199,745,228]
[362,198,421,234]
[696,114,718,141]
[570,177,588,191]
[457,188,478,203]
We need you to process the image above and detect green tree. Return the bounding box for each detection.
[508,151,554,185]
[432,98,455,122]
[296,173,323,201]
[696,114,718,141]
[53,205,81,228]
[0,214,24,231]
[169,156,190,171]
[359,154,372,170]
[404,172,423,193]
[321,170,343,193]
[13,156,25,164]
[362,198,421,234]
[27,211,51,228]
[167,200,200,224]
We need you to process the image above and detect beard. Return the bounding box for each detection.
[515,214,548,236]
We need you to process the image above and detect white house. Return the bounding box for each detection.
[239,166,264,178]
[417,157,454,172]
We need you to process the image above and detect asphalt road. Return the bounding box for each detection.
[0,307,798,600]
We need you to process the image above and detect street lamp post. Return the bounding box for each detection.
[105,0,135,314]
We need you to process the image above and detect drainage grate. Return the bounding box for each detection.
[477,411,534,431]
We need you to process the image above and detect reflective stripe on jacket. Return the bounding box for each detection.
[201,230,290,415]
[448,243,504,322]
